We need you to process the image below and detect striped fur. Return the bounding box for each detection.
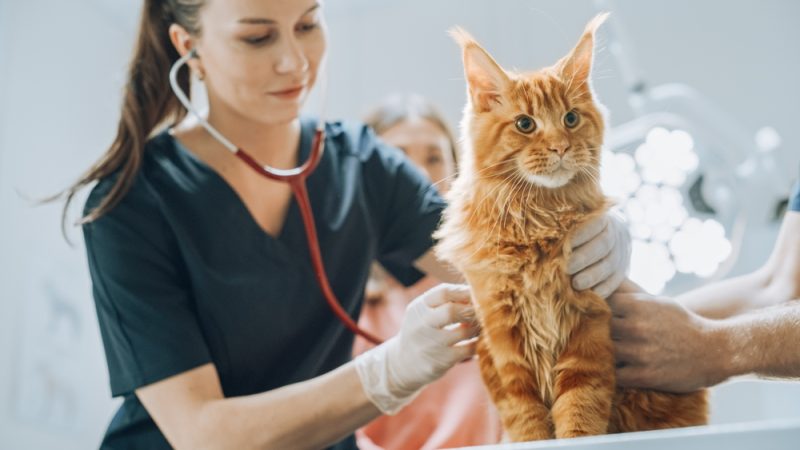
[435,14,707,441]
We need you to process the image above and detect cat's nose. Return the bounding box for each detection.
[548,143,570,156]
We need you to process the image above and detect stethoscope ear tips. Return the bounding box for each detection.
[188,48,199,59]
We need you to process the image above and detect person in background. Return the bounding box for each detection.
[353,93,503,450]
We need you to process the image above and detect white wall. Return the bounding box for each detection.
[0,1,798,448]
[0,1,136,448]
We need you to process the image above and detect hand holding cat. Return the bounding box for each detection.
[568,212,632,298]
[608,279,729,393]
[354,283,479,414]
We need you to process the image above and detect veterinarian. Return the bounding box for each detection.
[58,1,631,448]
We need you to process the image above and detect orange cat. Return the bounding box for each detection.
[434,14,708,441]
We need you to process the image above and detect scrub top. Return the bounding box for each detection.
[83,117,446,449]
[790,180,800,212]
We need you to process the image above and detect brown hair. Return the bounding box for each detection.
[363,93,459,170]
[47,0,205,239]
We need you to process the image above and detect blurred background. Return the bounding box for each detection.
[0,0,798,448]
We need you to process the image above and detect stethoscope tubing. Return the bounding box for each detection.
[169,49,383,344]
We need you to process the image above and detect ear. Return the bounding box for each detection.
[555,12,608,94]
[169,23,204,78]
[449,26,510,113]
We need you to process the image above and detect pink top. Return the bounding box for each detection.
[353,272,502,450]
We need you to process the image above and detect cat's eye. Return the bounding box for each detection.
[564,110,580,128]
[515,115,537,134]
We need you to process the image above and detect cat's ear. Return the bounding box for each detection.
[449,27,510,113]
[555,12,608,95]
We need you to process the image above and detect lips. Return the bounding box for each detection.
[269,85,305,99]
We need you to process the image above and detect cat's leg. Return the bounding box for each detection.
[610,388,708,432]
[552,313,615,438]
[476,336,506,407]
[481,312,552,441]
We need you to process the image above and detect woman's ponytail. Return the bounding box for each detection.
[51,0,203,240]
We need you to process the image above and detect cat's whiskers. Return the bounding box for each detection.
[460,171,515,238]
[458,177,515,263]
[496,172,530,259]
[459,167,531,264]
[432,158,514,191]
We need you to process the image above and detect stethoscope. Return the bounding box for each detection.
[169,48,382,344]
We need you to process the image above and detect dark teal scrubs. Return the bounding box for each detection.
[83,117,445,449]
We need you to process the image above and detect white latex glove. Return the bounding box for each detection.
[567,211,632,298]
[354,283,479,414]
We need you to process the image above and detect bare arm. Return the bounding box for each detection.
[611,281,800,392]
[717,300,800,380]
[676,212,800,319]
[136,362,380,450]
[137,284,478,449]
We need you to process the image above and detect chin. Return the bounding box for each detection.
[522,169,576,189]
[254,108,303,126]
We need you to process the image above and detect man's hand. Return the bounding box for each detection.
[608,280,731,393]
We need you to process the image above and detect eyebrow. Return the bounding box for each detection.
[238,3,320,25]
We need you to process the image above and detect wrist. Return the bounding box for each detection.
[703,317,741,385]
[353,337,422,415]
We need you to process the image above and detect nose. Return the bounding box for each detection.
[547,138,570,156]
[275,36,309,75]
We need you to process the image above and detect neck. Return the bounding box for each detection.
[468,171,605,220]
[205,97,302,170]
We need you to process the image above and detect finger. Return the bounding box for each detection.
[610,317,623,339]
[590,268,626,299]
[442,323,480,346]
[610,317,631,338]
[612,340,643,365]
[606,294,637,317]
[571,254,614,291]
[426,302,474,328]
[424,283,471,307]
[568,222,614,276]
[616,365,649,389]
[453,339,478,361]
[570,215,608,249]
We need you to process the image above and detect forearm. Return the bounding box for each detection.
[681,212,800,320]
[196,362,380,450]
[676,270,772,319]
[714,300,800,381]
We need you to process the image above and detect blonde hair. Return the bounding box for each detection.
[363,93,458,171]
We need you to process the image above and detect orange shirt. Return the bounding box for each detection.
[353,274,502,450]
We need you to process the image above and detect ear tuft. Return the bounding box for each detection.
[555,12,609,94]
[449,26,510,113]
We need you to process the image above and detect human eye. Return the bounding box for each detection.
[296,21,319,33]
[242,30,277,46]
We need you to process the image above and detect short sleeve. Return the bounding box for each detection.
[83,177,211,397]
[359,126,447,286]
[790,180,800,212]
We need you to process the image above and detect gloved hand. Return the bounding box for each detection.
[354,283,479,415]
[567,211,632,298]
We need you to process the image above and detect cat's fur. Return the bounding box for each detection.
[434,14,708,441]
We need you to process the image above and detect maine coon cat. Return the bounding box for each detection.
[434,13,708,441]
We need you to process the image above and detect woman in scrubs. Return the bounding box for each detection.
[57,1,631,448]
